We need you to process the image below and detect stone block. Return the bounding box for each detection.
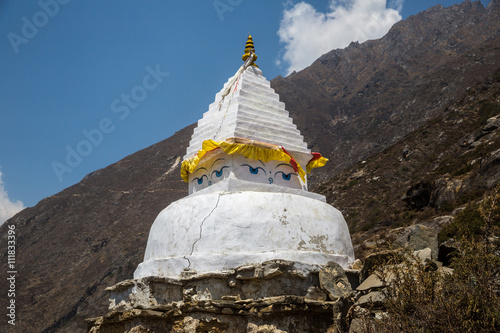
[356,291,385,308]
[414,247,432,262]
[319,262,353,300]
[356,274,384,291]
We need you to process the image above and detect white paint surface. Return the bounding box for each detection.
[188,150,305,194]
[134,190,355,279]
[184,66,311,160]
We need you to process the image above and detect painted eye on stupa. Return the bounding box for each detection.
[212,166,229,178]
[192,175,208,185]
[242,164,265,175]
[275,171,295,181]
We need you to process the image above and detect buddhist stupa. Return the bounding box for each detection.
[134,35,355,279]
[87,36,357,332]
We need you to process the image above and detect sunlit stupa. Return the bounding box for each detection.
[88,35,355,333]
[134,35,354,279]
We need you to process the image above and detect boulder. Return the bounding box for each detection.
[402,181,433,209]
[422,215,454,233]
[356,291,385,308]
[356,274,385,292]
[351,259,363,270]
[430,176,463,208]
[319,261,353,300]
[393,224,439,260]
[357,268,396,292]
[414,247,433,262]
[483,116,500,132]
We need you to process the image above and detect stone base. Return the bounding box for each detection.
[86,297,338,333]
[87,260,356,332]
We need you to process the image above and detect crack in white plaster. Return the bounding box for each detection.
[185,194,221,269]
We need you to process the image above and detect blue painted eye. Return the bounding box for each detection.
[192,175,208,185]
[212,166,229,178]
[275,171,294,181]
[242,164,265,175]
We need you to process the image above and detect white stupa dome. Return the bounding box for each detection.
[134,36,354,279]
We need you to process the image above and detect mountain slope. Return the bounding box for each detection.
[0,125,194,332]
[1,1,499,332]
[272,0,500,182]
[313,67,500,258]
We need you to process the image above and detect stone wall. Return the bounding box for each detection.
[87,260,357,333]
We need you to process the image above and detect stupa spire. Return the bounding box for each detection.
[181,33,328,193]
[242,34,258,67]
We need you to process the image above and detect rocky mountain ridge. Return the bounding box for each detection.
[1,1,500,332]
[314,66,500,258]
[273,0,500,182]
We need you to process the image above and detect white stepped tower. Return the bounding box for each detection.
[184,65,310,159]
[134,36,354,279]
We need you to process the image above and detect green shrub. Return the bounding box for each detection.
[438,204,484,243]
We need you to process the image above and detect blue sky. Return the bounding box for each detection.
[0,0,491,222]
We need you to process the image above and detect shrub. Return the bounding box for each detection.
[372,241,500,332]
[438,204,484,243]
[372,185,500,332]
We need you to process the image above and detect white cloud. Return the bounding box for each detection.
[277,0,403,74]
[0,169,24,226]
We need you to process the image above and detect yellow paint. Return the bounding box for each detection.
[181,138,328,183]
[242,34,258,67]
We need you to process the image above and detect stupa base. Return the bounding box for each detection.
[87,297,338,333]
[87,260,359,333]
[134,251,352,280]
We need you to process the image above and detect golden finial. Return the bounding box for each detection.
[242,34,258,67]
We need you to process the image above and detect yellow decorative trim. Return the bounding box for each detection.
[181,138,328,183]
[306,154,329,173]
